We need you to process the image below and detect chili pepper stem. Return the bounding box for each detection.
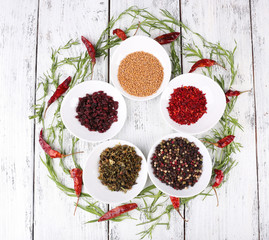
[212,187,219,207]
[133,21,141,36]
[201,140,218,147]
[63,151,84,157]
[91,63,95,80]
[43,106,49,118]
[239,90,251,94]
[216,63,226,71]
[74,197,80,216]
[176,209,188,222]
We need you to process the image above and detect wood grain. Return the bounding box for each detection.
[250,0,269,239]
[0,0,267,239]
[34,0,108,239]
[181,0,258,239]
[0,0,38,239]
[109,1,184,239]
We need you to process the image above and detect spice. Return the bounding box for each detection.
[70,168,83,215]
[113,28,127,40]
[154,32,180,45]
[76,91,118,133]
[203,135,235,148]
[118,51,164,97]
[44,76,71,117]
[151,137,203,190]
[170,196,188,222]
[98,203,138,222]
[189,59,225,73]
[98,144,142,192]
[39,129,82,158]
[167,86,207,125]
[225,89,250,103]
[81,36,96,77]
[212,169,224,207]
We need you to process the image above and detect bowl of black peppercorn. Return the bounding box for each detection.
[147,133,212,198]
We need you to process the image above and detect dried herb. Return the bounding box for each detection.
[98,144,142,192]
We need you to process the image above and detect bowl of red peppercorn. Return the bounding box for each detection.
[60,81,127,142]
[147,133,212,198]
[160,73,226,135]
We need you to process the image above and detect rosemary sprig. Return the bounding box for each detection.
[30,6,243,239]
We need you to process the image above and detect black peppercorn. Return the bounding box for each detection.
[151,137,203,190]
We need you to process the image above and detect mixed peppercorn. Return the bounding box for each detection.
[167,86,207,125]
[76,91,118,133]
[151,137,203,190]
[98,144,142,192]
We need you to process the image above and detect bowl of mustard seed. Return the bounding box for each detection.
[147,133,212,198]
[111,35,171,101]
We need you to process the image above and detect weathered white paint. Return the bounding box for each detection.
[0,0,38,239]
[34,0,108,239]
[0,0,267,239]
[109,1,184,239]
[251,0,269,239]
[181,1,258,239]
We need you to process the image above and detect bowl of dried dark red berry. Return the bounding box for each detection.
[160,73,226,135]
[60,81,127,142]
[147,133,212,197]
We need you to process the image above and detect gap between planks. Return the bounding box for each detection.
[248,0,260,239]
[32,0,41,239]
[178,1,187,239]
[107,0,111,239]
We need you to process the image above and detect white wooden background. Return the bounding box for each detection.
[0,0,268,239]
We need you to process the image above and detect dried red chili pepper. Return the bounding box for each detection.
[98,203,137,222]
[81,36,96,72]
[189,59,225,73]
[113,29,127,41]
[154,32,180,45]
[170,196,188,222]
[203,135,235,148]
[39,129,82,158]
[44,76,71,117]
[70,168,83,215]
[212,169,224,207]
[225,89,250,103]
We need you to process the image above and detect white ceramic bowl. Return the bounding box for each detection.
[83,139,148,204]
[111,35,171,101]
[147,133,212,198]
[160,73,226,135]
[60,81,127,142]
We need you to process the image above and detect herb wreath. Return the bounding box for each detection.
[30,6,243,239]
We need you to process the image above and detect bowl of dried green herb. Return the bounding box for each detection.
[83,139,148,204]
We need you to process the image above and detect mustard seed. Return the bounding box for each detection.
[118,51,164,97]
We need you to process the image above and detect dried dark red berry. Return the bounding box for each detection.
[76,91,119,133]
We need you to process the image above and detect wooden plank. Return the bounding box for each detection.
[34,0,109,239]
[0,0,38,239]
[250,0,269,239]
[181,1,259,239]
[109,1,184,239]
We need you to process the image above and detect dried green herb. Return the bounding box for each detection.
[98,144,142,192]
